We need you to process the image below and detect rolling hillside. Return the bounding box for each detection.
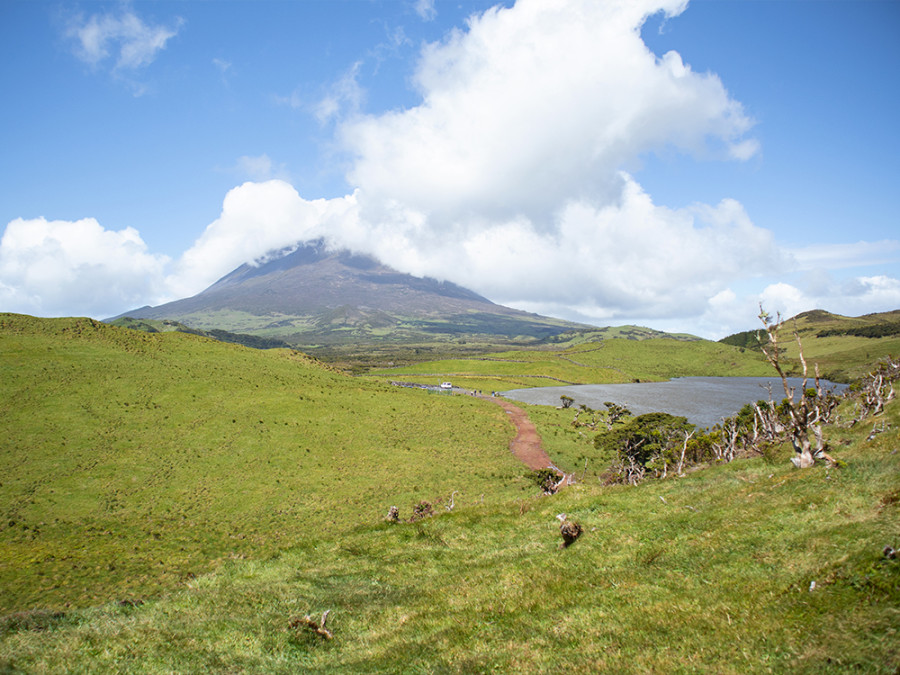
[2,313,898,673]
[720,309,900,382]
[371,332,774,391]
[0,313,527,612]
[0,314,897,671]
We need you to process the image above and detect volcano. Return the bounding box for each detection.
[111,240,587,348]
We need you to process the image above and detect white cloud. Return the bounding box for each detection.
[791,240,900,270]
[165,181,358,298]
[67,9,181,71]
[0,217,169,318]
[759,275,900,322]
[321,0,775,328]
[321,0,896,337]
[332,175,785,322]
[342,0,754,228]
[314,62,366,124]
[414,0,437,22]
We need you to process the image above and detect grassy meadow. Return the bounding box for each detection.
[1,313,898,672]
[371,311,900,390]
[0,314,528,613]
[370,336,774,391]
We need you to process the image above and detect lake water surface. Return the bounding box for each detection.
[501,377,849,429]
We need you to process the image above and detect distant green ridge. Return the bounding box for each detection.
[108,316,293,349]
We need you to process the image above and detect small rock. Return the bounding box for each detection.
[556,513,583,549]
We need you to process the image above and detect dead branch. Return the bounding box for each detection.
[758,307,837,469]
[676,429,695,476]
[867,420,891,441]
[853,355,900,423]
[290,610,333,640]
[445,491,458,511]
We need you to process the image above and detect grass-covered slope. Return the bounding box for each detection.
[721,309,900,383]
[372,334,773,390]
[2,389,898,672]
[0,314,528,613]
[106,316,293,350]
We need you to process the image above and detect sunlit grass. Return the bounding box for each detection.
[2,314,898,673]
[0,314,527,612]
[371,337,773,388]
[3,399,898,672]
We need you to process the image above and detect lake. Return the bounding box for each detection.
[501,376,849,429]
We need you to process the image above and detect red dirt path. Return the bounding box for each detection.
[483,396,553,471]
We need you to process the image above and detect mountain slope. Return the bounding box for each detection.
[112,240,588,348]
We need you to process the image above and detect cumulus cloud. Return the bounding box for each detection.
[320,0,896,336]
[0,186,357,317]
[320,0,774,326]
[324,176,785,324]
[759,275,900,322]
[0,217,169,318]
[342,0,754,228]
[7,0,895,336]
[165,181,358,298]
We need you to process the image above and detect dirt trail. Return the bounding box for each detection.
[482,396,553,471]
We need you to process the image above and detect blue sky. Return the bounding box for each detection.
[1,0,898,339]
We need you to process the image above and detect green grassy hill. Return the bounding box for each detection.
[721,309,900,383]
[107,316,294,350]
[0,314,528,613]
[2,314,898,673]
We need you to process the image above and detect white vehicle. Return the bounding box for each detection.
[440,382,452,391]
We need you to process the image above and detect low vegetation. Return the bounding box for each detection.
[720,309,900,383]
[0,314,526,612]
[370,334,773,390]
[1,312,898,673]
[108,316,293,350]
